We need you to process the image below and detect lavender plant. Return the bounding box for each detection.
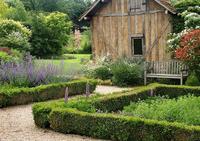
[0,54,72,87]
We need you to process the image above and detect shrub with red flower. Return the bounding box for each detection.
[175,29,200,71]
[175,29,200,60]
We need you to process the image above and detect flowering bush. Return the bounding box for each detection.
[0,20,31,51]
[168,6,200,75]
[176,29,200,60]
[0,54,72,87]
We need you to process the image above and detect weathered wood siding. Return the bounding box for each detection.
[91,0,172,61]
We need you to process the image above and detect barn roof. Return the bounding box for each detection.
[79,0,176,21]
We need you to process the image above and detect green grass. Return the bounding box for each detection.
[123,95,200,126]
[35,54,91,75]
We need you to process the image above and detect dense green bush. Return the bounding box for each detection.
[111,59,143,86]
[30,12,72,58]
[93,66,112,80]
[185,72,200,86]
[33,84,200,141]
[123,95,200,126]
[0,79,98,107]
[0,19,31,51]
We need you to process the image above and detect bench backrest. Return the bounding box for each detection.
[145,61,188,75]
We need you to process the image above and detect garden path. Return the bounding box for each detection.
[0,85,127,141]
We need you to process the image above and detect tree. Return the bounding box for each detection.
[57,0,92,27]
[21,0,92,28]
[5,0,29,23]
[30,12,72,57]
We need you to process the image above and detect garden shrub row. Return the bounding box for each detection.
[0,79,98,107]
[49,108,200,141]
[32,84,200,141]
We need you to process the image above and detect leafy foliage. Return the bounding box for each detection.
[185,71,200,86]
[21,0,92,28]
[0,19,31,51]
[93,66,112,80]
[111,59,143,86]
[79,29,92,53]
[0,0,10,19]
[5,0,29,23]
[123,95,200,126]
[0,49,22,62]
[30,12,72,57]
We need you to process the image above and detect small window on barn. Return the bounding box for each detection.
[131,37,143,55]
[130,0,146,12]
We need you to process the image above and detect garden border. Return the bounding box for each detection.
[0,79,98,107]
[33,84,200,141]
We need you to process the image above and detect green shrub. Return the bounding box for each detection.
[0,79,98,107]
[93,66,112,80]
[30,12,72,58]
[123,95,200,126]
[111,59,143,86]
[186,72,200,86]
[0,19,31,51]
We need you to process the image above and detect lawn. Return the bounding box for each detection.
[35,54,91,75]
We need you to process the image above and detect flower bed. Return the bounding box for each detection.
[0,79,97,107]
[32,84,200,141]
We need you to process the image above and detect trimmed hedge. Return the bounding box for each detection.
[49,109,200,141]
[32,84,200,141]
[0,79,98,107]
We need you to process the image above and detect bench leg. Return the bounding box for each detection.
[144,77,147,85]
[180,72,183,85]
[180,78,183,85]
[144,71,147,85]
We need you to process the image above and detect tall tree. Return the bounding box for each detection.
[21,0,92,27]
[5,0,29,22]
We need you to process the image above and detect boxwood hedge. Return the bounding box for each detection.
[0,79,98,107]
[32,84,200,141]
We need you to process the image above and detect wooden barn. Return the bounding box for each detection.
[80,0,176,61]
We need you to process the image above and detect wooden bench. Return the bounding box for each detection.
[144,61,188,85]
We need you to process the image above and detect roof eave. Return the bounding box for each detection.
[154,0,177,14]
[79,0,103,21]
[80,0,176,21]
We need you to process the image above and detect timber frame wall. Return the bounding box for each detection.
[90,0,173,61]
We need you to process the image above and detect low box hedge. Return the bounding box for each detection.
[0,79,98,108]
[49,108,200,141]
[32,84,200,141]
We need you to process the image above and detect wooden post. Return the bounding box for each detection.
[144,62,147,85]
[86,82,90,98]
[65,87,69,103]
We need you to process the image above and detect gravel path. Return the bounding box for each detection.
[0,86,127,141]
